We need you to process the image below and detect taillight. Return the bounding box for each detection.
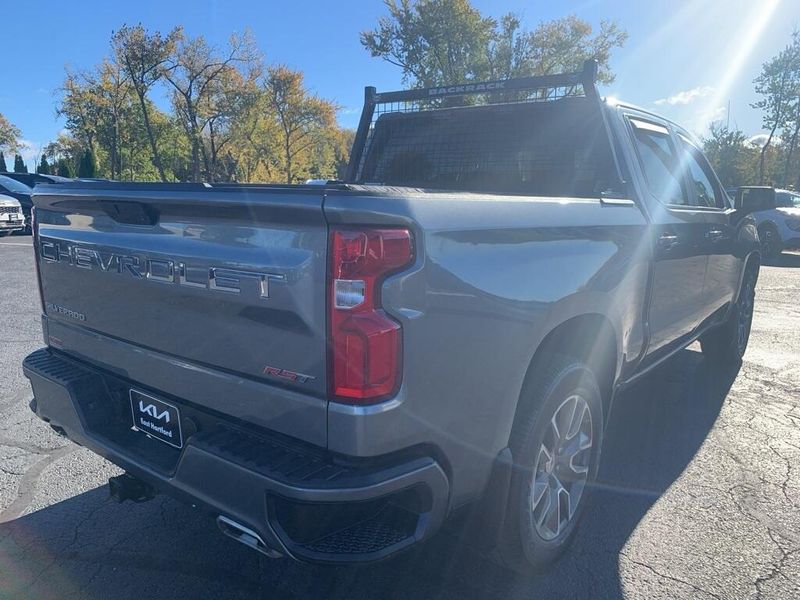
[329,228,413,403]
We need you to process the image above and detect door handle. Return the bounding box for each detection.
[706,229,725,241]
[657,233,679,249]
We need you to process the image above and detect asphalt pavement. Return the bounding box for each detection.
[0,234,799,599]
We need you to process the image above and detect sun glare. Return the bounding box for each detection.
[700,0,783,128]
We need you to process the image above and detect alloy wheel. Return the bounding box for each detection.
[530,394,593,541]
[737,275,755,356]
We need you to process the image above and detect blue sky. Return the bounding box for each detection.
[1,0,797,169]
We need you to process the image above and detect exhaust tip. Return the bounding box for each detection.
[216,515,283,559]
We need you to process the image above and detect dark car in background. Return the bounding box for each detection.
[0,172,72,188]
[0,174,34,234]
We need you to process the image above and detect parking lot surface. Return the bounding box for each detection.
[1,234,799,599]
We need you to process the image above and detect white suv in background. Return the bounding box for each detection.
[0,194,24,237]
[751,189,800,258]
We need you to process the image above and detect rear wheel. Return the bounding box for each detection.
[496,354,603,571]
[701,264,757,364]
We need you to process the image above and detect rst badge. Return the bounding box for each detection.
[130,389,183,448]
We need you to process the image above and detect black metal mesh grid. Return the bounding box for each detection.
[354,81,618,197]
[354,83,588,185]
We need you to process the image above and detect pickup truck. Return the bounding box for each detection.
[23,61,761,570]
[0,193,24,236]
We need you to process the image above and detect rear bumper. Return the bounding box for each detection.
[23,348,450,563]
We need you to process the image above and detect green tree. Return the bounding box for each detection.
[752,31,800,184]
[264,65,338,183]
[56,159,72,177]
[0,113,21,154]
[112,24,181,181]
[488,14,627,83]
[78,149,97,177]
[0,151,7,172]
[13,154,28,173]
[777,31,800,189]
[37,154,51,174]
[702,124,760,188]
[361,0,627,87]
[163,30,259,181]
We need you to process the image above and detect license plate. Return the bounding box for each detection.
[130,389,183,448]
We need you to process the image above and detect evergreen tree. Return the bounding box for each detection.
[78,149,96,178]
[13,154,28,173]
[0,151,6,172]
[56,159,72,178]
[37,154,51,174]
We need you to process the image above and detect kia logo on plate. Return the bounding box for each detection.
[139,400,170,423]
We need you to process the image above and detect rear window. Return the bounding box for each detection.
[357,99,618,198]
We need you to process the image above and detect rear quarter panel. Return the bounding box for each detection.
[324,188,650,506]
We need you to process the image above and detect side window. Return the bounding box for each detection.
[777,192,793,208]
[678,136,725,209]
[628,118,689,206]
[792,193,800,208]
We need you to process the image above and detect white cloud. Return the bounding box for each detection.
[654,86,716,106]
[14,139,43,169]
[747,133,771,148]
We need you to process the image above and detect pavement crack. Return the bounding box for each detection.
[754,529,800,599]
[619,552,723,599]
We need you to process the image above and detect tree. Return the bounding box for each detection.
[78,149,97,177]
[362,0,495,86]
[488,14,627,83]
[702,124,760,188]
[0,151,7,172]
[56,159,72,177]
[777,31,800,189]
[361,1,627,87]
[37,154,51,174]
[163,30,259,181]
[0,113,21,154]
[752,31,800,184]
[13,154,28,173]
[265,66,337,183]
[112,24,181,181]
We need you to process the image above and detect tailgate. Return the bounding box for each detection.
[33,183,329,445]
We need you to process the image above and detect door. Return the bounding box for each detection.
[625,116,709,359]
[675,135,742,319]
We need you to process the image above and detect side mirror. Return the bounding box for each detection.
[735,186,776,213]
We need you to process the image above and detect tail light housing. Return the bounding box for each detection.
[329,228,414,403]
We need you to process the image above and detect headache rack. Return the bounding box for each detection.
[346,60,606,184]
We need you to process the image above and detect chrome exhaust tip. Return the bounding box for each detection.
[216,515,283,559]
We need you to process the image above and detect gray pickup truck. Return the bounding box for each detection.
[23,62,762,570]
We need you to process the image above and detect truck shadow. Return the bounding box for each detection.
[0,349,737,600]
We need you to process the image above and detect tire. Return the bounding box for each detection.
[700,264,757,365]
[758,224,781,260]
[496,354,604,572]
[0,231,9,237]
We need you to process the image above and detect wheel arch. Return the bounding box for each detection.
[511,313,618,439]
[733,251,761,305]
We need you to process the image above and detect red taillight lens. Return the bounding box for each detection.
[329,228,413,403]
